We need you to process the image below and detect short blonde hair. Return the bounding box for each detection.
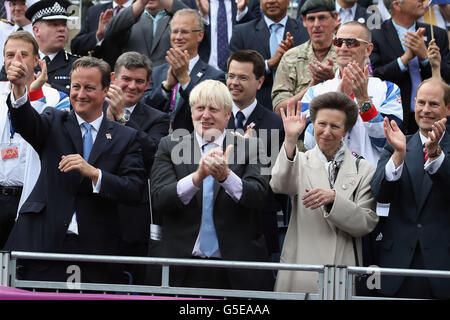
[189,80,233,113]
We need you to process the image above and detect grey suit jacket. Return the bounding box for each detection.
[104,0,187,67]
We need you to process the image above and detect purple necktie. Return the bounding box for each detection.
[217,0,228,71]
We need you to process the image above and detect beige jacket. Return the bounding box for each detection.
[270,144,378,293]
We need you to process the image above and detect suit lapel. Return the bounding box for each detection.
[212,131,236,203]
[255,19,271,57]
[151,15,170,54]
[141,14,154,56]
[245,103,264,128]
[129,102,144,127]
[404,133,424,212]
[63,111,83,156]
[284,18,299,40]
[333,149,363,201]
[416,132,450,214]
[88,117,113,165]
[385,20,405,58]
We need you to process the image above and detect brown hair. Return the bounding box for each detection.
[4,30,39,56]
[309,91,358,131]
[226,50,265,79]
[70,56,111,89]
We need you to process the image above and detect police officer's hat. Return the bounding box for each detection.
[300,0,336,15]
[25,0,71,25]
[7,0,39,7]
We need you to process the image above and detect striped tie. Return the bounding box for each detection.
[217,0,228,71]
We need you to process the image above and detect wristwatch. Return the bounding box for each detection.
[116,112,130,125]
[359,101,372,113]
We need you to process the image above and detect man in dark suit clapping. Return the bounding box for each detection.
[4,56,146,284]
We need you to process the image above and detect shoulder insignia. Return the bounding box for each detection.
[0,19,14,26]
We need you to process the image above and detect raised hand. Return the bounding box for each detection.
[30,58,48,92]
[236,0,248,13]
[344,62,370,103]
[383,117,406,167]
[105,84,126,119]
[166,48,190,85]
[267,32,294,69]
[428,39,442,79]
[403,28,428,60]
[425,117,447,158]
[96,8,114,41]
[196,0,209,18]
[281,99,307,158]
[203,144,233,182]
[309,58,334,85]
[7,50,29,98]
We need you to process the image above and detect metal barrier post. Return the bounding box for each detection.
[0,251,10,286]
[334,266,347,300]
[322,265,335,300]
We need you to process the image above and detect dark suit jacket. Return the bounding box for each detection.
[117,101,169,246]
[229,17,309,109]
[182,0,261,64]
[142,58,225,132]
[228,102,285,254]
[370,132,450,298]
[150,131,274,290]
[353,3,371,24]
[5,99,146,264]
[70,2,122,68]
[370,20,450,133]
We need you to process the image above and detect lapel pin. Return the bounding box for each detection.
[350,178,356,185]
[197,72,203,78]
[106,133,112,140]
[341,184,348,190]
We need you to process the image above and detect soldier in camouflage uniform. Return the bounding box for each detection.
[272,0,339,114]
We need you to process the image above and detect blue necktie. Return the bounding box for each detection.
[82,122,93,161]
[408,56,422,112]
[199,143,219,257]
[217,0,228,71]
[235,111,245,130]
[269,23,282,58]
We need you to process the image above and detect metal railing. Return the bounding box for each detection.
[1,251,331,300]
[2,251,450,300]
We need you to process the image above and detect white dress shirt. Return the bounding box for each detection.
[205,0,248,69]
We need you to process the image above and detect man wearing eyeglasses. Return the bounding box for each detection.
[272,0,339,115]
[301,21,403,166]
[370,0,450,136]
[225,50,285,262]
[143,8,225,133]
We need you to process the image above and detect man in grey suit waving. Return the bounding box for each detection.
[104,0,187,67]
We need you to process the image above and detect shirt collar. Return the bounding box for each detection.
[189,55,200,73]
[113,0,133,9]
[336,2,357,15]
[125,104,137,115]
[263,14,288,30]
[195,129,227,151]
[392,19,416,34]
[232,99,257,121]
[75,113,103,132]
[39,51,57,61]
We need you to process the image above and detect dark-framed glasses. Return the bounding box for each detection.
[333,37,369,48]
[171,29,201,35]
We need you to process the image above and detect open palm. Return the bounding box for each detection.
[281,99,307,142]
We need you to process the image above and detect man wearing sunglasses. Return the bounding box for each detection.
[301,21,403,167]
[370,0,450,136]
[272,0,339,115]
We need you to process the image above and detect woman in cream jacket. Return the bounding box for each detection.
[271,92,378,293]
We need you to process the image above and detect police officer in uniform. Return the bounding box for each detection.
[25,0,78,94]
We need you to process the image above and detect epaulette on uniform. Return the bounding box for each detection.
[0,19,14,26]
[63,50,80,61]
